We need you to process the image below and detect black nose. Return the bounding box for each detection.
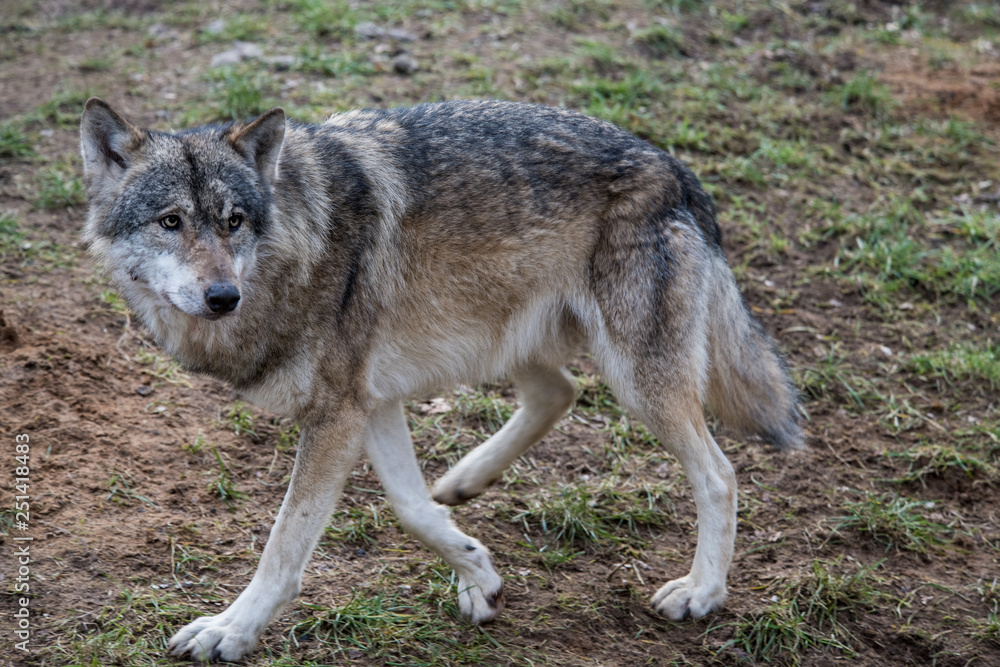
[204,283,241,314]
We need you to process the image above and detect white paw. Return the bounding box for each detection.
[455,543,505,623]
[168,612,259,662]
[651,575,726,621]
[431,467,498,506]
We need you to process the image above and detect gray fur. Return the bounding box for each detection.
[81,98,802,662]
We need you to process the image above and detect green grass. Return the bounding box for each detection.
[908,340,1000,390]
[511,479,675,549]
[633,20,685,57]
[715,558,882,663]
[0,121,33,159]
[827,199,1000,309]
[105,471,157,507]
[0,212,25,257]
[35,86,95,128]
[889,443,996,486]
[36,164,86,209]
[135,348,191,386]
[290,587,511,665]
[834,70,895,118]
[832,492,951,553]
[798,344,872,411]
[52,589,203,666]
[326,502,391,546]
[453,387,515,437]
[207,446,246,507]
[224,401,257,436]
[208,67,274,121]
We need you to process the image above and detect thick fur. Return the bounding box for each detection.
[80,98,802,662]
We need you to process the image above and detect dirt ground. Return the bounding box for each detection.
[1,1,999,666]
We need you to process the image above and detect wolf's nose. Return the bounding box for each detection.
[204,283,241,314]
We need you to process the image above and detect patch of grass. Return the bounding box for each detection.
[0,212,25,257]
[889,443,996,486]
[277,422,300,451]
[135,347,191,386]
[35,86,95,128]
[453,387,514,436]
[633,20,684,57]
[608,415,658,454]
[105,471,157,507]
[99,289,130,315]
[326,502,390,546]
[184,432,208,455]
[290,0,357,38]
[829,199,1000,308]
[296,46,374,77]
[224,400,257,437]
[51,589,202,666]
[572,370,623,419]
[908,340,1000,390]
[0,506,17,535]
[511,479,675,548]
[548,0,611,30]
[972,610,1000,647]
[207,446,245,507]
[835,70,895,117]
[0,121,33,159]
[208,67,273,121]
[35,164,86,209]
[574,69,663,134]
[832,491,951,552]
[715,558,882,662]
[798,344,871,410]
[291,588,506,664]
[199,13,270,42]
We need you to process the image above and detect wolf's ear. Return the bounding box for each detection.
[228,107,286,187]
[80,98,145,193]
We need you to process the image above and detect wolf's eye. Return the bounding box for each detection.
[160,214,181,230]
[228,213,244,230]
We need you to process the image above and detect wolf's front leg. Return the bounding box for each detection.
[168,407,366,662]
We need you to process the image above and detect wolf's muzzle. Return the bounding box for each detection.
[204,283,241,314]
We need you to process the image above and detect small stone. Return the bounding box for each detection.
[348,648,364,659]
[393,53,419,74]
[264,54,296,69]
[137,385,154,396]
[387,28,417,42]
[878,345,892,357]
[355,22,385,39]
[203,18,225,34]
[828,298,843,307]
[211,41,263,67]
[147,23,171,37]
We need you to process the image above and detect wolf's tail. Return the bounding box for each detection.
[704,254,803,449]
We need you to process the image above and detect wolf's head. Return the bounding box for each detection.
[80,98,285,322]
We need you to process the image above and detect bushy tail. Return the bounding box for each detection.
[704,255,803,450]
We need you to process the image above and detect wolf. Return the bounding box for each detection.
[80,97,802,662]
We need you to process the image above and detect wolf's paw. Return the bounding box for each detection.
[456,543,505,624]
[651,576,725,621]
[431,467,497,506]
[168,613,259,662]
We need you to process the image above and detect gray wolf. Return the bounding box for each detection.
[80,98,802,662]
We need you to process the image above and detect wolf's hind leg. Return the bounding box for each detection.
[432,365,575,506]
[643,408,736,619]
[365,401,505,623]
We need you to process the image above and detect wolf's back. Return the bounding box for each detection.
[704,257,803,450]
